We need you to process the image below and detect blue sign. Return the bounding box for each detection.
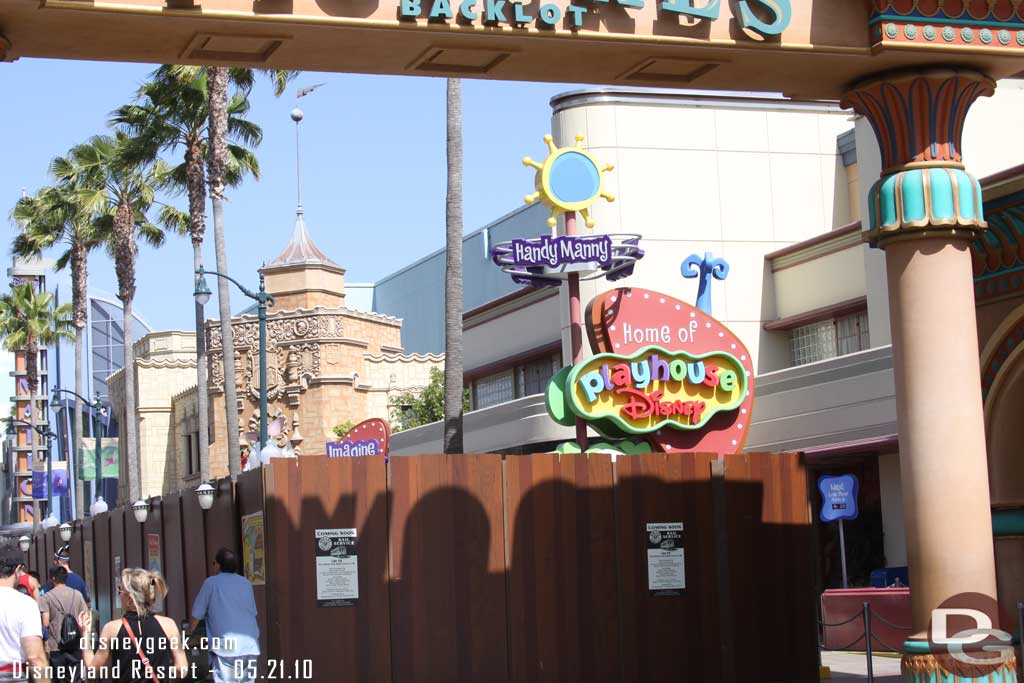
[818,474,859,523]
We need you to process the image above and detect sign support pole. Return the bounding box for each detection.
[565,211,588,450]
[838,518,848,589]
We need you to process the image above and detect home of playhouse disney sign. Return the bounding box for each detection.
[567,345,748,435]
[399,0,791,34]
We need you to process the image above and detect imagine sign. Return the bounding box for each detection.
[326,418,391,459]
[568,346,747,434]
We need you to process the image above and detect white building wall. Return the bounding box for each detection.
[550,95,854,373]
[773,245,866,320]
[464,293,561,372]
[878,453,907,567]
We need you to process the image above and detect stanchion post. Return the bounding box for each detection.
[1018,600,1023,678]
[864,602,874,683]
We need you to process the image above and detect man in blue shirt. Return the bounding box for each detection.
[52,546,89,605]
[191,548,260,683]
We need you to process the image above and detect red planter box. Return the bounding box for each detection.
[822,587,912,653]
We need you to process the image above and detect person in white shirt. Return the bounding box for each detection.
[0,543,50,683]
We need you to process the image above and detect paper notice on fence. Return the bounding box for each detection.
[241,513,266,586]
[646,522,685,596]
[315,528,358,607]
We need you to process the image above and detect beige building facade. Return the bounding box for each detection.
[108,331,198,500]
[110,211,441,499]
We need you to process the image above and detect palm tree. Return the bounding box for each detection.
[165,65,296,479]
[443,78,464,454]
[56,133,168,503]
[111,65,263,483]
[0,281,74,527]
[12,180,105,518]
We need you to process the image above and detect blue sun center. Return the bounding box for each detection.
[549,151,601,203]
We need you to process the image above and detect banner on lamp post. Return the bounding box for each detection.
[79,438,119,480]
[31,463,70,501]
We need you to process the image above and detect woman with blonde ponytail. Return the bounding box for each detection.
[76,568,189,682]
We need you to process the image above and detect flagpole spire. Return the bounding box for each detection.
[291,83,325,218]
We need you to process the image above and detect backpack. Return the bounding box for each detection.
[58,608,82,652]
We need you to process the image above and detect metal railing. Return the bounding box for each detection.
[819,602,912,682]
[822,601,1024,682]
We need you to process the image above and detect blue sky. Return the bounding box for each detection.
[1,58,589,331]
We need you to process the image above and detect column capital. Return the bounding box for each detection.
[842,68,995,248]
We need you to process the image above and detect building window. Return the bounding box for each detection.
[470,352,560,410]
[790,311,869,366]
[473,370,515,410]
[519,355,559,397]
[90,299,126,399]
[187,432,199,476]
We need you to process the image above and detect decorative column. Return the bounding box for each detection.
[843,69,1014,682]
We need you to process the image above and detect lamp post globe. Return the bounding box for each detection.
[59,522,73,542]
[196,482,216,511]
[41,514,58,530]
[193,270,213,306]
[260,442,282,466]
[131,499,149,524]
[90,497,108,516]
[18,536,30,553]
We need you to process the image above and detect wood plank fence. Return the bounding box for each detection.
[25,451,817,683]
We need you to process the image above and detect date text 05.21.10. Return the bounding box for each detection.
[233,659,314,680]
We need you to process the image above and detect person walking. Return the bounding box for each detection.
[190,549,260,683]
[39,567,86,683]
[77,568,189,682]
[51,548,87,605]
[0,543,50,683]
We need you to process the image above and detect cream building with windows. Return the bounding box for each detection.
[370,83,1024,615]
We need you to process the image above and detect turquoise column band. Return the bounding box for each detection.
[868,167,986,236]
[993,509,1024,536]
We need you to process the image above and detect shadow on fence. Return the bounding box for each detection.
[28,451,821,683]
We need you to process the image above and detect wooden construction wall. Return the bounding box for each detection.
[26,474,244,630]
[259,451,816,683]
[25,451,816,683]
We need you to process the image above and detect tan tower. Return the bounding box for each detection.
[261,209,346,311]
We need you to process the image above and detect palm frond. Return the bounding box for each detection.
[157,205,190,236]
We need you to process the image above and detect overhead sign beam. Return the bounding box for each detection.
[1,0,1023,97]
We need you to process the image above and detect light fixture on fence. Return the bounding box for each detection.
[90,497,108,516]
[41,514,58,530]
[196,482,216,511]
[132,499,150,524]
[18,535,30,553]
[59,522,73,542]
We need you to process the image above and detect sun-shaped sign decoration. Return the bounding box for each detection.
[523,134,615,229]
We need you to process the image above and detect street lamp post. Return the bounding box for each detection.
[194,266,275,452]
[51,389,105,512]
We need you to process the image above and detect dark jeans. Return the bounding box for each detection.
[49,650,83,683]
